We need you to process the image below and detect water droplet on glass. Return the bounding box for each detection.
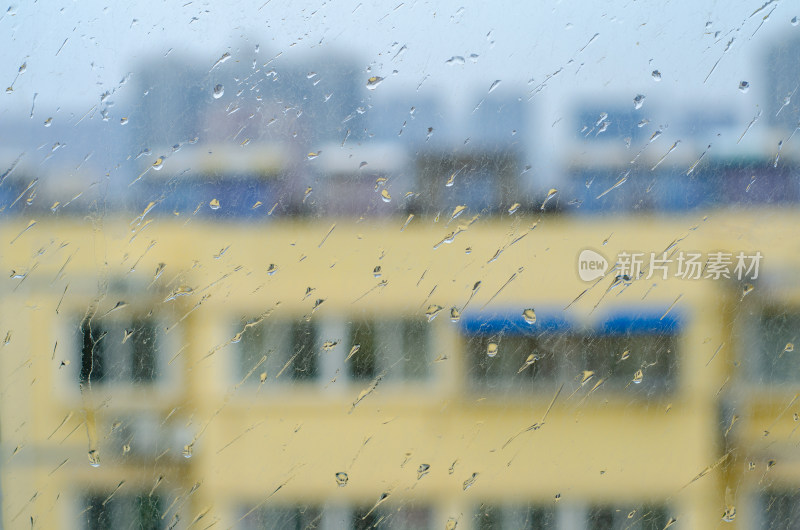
[120,117,128,125]
[748,461,756,471]
[88,449,100,467]
[487,343,498,357]
[738,81,750,93]
[417,463,430,479]
[541,188,558,210]
[620,350,630,361]
[488,79,501,93]
[652,70,662,81]
[366,76,384,90]
[632,369,644,384]
[722,506,736,523]
[44,117,52,127]
[212,84,224,99]
[380,189,392,203]
[627,510,636,519]
[450,307,461,322]
[373,265,382,278]
[209,198,220,210]
[742,283,754,298]
[307,152,319,160]
[312,298,326,313]
[522,308,536,324]
[508,202,520,215]
[163,285,193,302]
[469,53,479,62]
[462,472,479,491]
[578,370,595,385]
[122,444,131,455]
[449,205,466,222]
[425,305,443,322]
[335,471,349,487]
[785,343,795,353]
[445,56,465,65]
[445,518,458,530]
[322,340,338,351]
[792,16,799,26]
[152,157,164,171]
[633,94,646,109]
[346,344,360,362]
[182,444,193,459]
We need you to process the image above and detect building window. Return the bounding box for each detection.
[82,494,162,530]
[78,315,160,386]
[474,504,555,529]
[760,490,800,529]
[238,505,323,529]
[238,318,318,383]
[588,505,670,530]
[346,319,430,381]
[753,310,800,383]
[465,311,678,396]
[352,505,432,529]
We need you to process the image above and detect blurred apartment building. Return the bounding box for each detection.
[1,43,800,530]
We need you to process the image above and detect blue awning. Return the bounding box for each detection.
[459,308,682,336]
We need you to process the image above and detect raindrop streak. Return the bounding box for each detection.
[449,205,467,222]
[400,214,414,231]
[595,172,629,199]
[488,80,501,93]
[366,76,384,90]
[425,305,443,322]
[335,472,348,487]
[738,110,762,144]
[518,354,538,373]
[209,51,231,71]
[508,202,521,214]
[462,472,479,491]
[541,188,558,210]
[417,463,430,479]
[345,344,360,362]
[651,141,680,171]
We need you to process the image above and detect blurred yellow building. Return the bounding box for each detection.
[1,144,800,529]
[1,207,799,528]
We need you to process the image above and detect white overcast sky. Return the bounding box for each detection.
[1,0,798,173]
[2,0,796,107]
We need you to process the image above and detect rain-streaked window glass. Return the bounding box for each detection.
[4,1,800,529]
